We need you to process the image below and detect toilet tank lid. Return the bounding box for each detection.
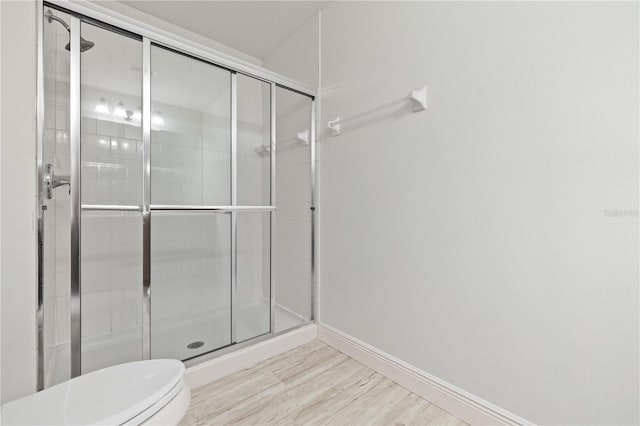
[2,359,185,425]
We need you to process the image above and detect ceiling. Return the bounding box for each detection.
[118,1,328,59]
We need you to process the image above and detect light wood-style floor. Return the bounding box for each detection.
[180,340,466,426]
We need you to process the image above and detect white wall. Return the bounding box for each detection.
[318,2,639,424]
[263,14,319,88]
[0,0,38,403]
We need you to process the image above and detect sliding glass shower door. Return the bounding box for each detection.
[148,46,234,359]
[40,4,313,388]
[78,34,274,367]
[79,22,144,374]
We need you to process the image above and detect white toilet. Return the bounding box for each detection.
[0,359,191,425]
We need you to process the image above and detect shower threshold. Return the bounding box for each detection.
[43,303,305,388]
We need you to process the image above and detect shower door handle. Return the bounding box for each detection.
[44,163,71,199]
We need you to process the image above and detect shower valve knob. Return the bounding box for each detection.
[43,163,70,200]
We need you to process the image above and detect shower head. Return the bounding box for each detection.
[45,9,95,53]
[64,38,95,53]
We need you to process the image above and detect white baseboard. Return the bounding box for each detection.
[318,323,532,426]
[185,324,317,389]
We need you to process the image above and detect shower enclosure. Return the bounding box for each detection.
[38,3,316,389]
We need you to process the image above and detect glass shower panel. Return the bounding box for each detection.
[80,24,142,206]
[80,212,142,374]
[236,212,271,342]
[150,46,231,206]
[274,87,313,333]
[79,23,143,374]
[150,212,232,359]
[237,75,271,205]
[40,2,315,391]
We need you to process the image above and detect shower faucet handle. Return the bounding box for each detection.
[43,163,70,200]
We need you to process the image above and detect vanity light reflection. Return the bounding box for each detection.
[113,102,127,118]
[94,97,111,114]
[151,111,164,126]
[93,98,164,125]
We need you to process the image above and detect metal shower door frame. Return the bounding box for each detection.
[37,1,317,387]
[68,14,82,379]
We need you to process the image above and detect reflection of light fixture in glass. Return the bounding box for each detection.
[152,111,165,126]
[133,109,142,121]
[94,97,111,114]
[114,101,127,118]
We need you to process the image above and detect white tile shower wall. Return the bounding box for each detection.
[151,105,230,206]
[81,212,142,340]
[81,119,142,206]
